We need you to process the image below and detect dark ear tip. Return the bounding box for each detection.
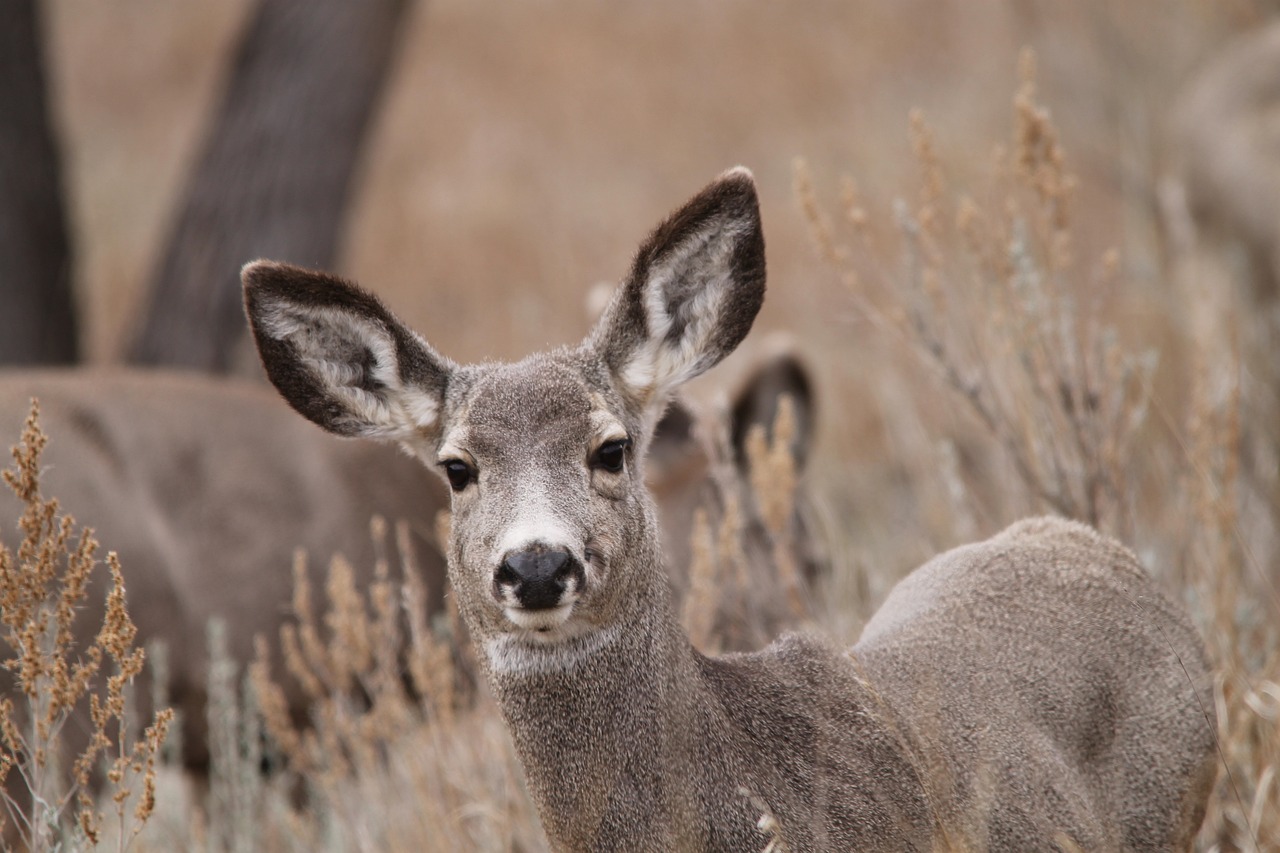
[241,261,364,317]
[713,166,760,207]
[241,258,279,285]
[730,336,816,469]
[241,259,310,298]
[241,260,293,309]
[718,165,756,187]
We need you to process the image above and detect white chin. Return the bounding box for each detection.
[504,603,574,632]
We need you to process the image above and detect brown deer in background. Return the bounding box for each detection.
[245,168,1217,850]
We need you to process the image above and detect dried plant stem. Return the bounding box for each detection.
[0,401,172,850]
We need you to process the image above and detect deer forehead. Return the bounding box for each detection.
[441,356,628,465]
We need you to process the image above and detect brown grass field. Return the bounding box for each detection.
[2,0,1277,849]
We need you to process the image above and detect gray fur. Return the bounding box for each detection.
[856,517,1217,849]
[245,169,1217,850]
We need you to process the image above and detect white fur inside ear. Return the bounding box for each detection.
[258,300,438,437]
[619,220,746,399]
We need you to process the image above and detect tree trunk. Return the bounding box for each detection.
[129,0,411,374]
[0,0,78,366]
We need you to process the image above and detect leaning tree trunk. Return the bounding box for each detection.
[129,0,411,374]
[0,0,78,366]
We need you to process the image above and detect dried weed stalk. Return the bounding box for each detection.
[743,395,807,620]
[682,508,718,651]
[247,516,471,849]
[797,50,1154,538]
[0,401,172,852]
[1182,283,1279,850]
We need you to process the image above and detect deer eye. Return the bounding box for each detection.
[441,459,474,492]
[591,438,629,474]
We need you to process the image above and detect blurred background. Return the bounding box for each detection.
[43,0,1243,356]
[17,0,1264,496]
[27,0,1276,559]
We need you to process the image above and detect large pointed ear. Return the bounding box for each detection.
[242,260,451,440]
[590,167,766,410]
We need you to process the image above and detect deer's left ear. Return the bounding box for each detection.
[590,167,766,410]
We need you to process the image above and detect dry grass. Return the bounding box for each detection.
[683,392,812,654]
[0,403,172,852]
[797,53,1279,851]
[796,52,1156,539]
[119,524,544,852]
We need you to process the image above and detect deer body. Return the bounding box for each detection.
[856,517,1216,849]
[245,169,1216,850]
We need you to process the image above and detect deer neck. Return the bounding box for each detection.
[483,575,710,849]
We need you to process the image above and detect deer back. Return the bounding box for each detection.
[855,517,1217,849]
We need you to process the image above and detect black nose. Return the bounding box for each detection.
[495,546,585,610]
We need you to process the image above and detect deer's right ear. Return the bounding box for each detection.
[590,168,766,412]
[242,260,451,441]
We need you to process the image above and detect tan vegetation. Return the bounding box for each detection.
[796,55,1278,851]
[0,403,172,851]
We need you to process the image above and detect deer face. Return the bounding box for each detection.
[432,354,662,655]
[243,168,765,671]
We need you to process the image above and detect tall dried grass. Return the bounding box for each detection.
[0,403,172,852]
[684,393,811,653]
[117,515,544,852]
[798,50,1278,851]
[798,53,1159,540]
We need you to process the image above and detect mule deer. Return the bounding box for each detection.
[245,168,1216,850]
[0,356,814,771]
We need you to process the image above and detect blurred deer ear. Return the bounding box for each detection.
[242,260,452,441]
[590,167,766,411]
[731,348,815,472]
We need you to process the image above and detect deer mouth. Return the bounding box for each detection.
[503,602,575,632]
[483,620,622,675]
